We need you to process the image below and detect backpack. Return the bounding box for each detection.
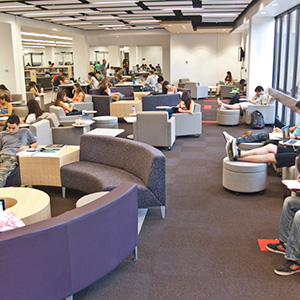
[249,110,265,129]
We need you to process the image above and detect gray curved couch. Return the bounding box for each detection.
[61,134,166,218]
[0,183,138,300]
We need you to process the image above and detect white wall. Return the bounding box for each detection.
[170,33,242,86]
[140,46,162,67]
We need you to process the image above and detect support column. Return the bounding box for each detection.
[0,21,25,97]
[129,46,139,70]
[108,46,121,68]
[73,34,90,81]
[247,16,275,97]
[44,47,55,66]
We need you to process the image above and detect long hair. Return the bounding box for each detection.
[26,99,43,119]
[181,91,192,110]
[74,82,84,95]
[54,91,66,106]
[225,71,232,82]
[99,77,110,89]
[162,81,169,94]
[0,94,10,102]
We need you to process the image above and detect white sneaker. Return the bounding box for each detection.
[222,131,234,143]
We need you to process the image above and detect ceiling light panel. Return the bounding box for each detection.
[26,0,81,4]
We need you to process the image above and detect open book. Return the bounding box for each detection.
[282,180,300,191]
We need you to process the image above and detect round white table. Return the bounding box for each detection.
[76,191,109,208]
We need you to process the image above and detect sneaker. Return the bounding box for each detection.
[230,139,239,160]
[222,131,234,143]
[266,241,286,255]
[226,141,234,160]
[274,260,300,276]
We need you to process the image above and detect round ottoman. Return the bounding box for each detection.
[217,109,240,126]
[92,116,118,129]
[222,157,267,193]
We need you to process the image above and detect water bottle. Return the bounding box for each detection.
[132,105,136,114]
[78,77,81,83]
[133,79,136,85]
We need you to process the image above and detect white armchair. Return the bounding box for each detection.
[184,82,208,99]
[243,98,275,125]
[73,94,94,111]
[30,114,88,146]
[133,111,175,150]
[173,103,202,137]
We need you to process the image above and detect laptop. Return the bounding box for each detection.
[282,139,300,146]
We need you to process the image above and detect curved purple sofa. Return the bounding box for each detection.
[61,135,166,218]
[0,183,138,300]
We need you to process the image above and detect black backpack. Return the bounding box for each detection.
[249,110,265,129]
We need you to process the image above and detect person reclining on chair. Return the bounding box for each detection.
[225,101,300,168]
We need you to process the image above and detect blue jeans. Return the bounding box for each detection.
[279,196,300,261]
[236,132,268,144]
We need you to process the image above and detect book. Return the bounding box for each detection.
[45,144,65,150]
[282,180,300,191]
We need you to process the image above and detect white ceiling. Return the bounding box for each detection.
[1,0,254,32]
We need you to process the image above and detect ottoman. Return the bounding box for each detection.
[92,116,118,129]
[217,109,240,126]
[222,157,267,193]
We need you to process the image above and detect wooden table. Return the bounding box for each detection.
[19,146,80,187]
[0,187,51,225]
[110,100,142,118]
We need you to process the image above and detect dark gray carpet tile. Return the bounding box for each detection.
[148,274,215,300]
[74,271,153,300]
[162,208,210,229]
[166,195,209,210]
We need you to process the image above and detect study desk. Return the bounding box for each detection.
[19,146,80,187]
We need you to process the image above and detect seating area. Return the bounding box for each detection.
[0,183,138,300]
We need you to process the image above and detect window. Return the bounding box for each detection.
[273,5,300,96]
[273,5,300,125]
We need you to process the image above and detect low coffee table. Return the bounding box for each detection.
[86,128,124,137]
[0,187,51,225]
[76,191,109,208]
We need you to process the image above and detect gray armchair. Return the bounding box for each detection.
[220,85,236,99]
[173,103,202,137]
[243,98,275,125]
[184,82,208,99]
[133,111,175,150]
[178,78,190,88]
[30,115,88,145]
[73,94,94,111]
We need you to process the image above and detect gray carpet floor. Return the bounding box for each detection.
[42,98,299,300]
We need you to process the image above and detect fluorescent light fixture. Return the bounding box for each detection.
[21,32,72,40]
[63,11,97,14]
[0,4,34,9]
[130,20,159,23]
[52,17,77,21]
[23,46,45,48]
[64,22,93,25]
[24,12,59,16]
[163,7,203,11]
[86,16,116,20]
[272,3,278,6]
[98,24,126,27]
[22,38,56,43]
[93,1,136,4]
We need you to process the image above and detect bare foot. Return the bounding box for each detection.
[217,98,223,109]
